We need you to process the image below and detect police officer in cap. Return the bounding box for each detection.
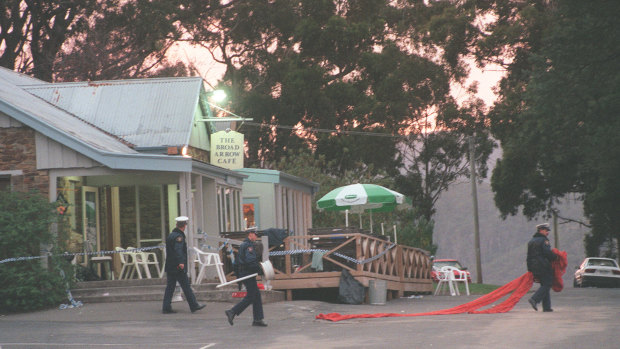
[162,216,205,314]
[225,228,267,327]
[526,223,557,312]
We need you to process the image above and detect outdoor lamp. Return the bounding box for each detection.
[210,89,227,103]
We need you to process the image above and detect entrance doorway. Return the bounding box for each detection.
[82,186,100,262]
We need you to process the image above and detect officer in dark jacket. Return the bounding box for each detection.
[162,216,205,314]
[526,223,557,312]
[224,229,267,327]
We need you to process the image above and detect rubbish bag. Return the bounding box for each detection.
[262,228,288,247]
[338,269,365,304]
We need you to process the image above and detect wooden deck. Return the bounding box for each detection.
[219,228,433,301]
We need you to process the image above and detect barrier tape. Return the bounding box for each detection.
[0,245,164,265]
[268,243,396,265]
[1,242,395,266]
[57,268,83,310]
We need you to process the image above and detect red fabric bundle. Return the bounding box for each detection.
[316,249,568,322]
[551,248,567,292]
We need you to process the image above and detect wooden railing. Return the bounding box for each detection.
[215,230,433,296]
[270,233,431,283]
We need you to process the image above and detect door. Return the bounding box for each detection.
[82,186,100,265]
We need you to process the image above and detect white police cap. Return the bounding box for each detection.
[536,223,550,231]
[175,216,189,222]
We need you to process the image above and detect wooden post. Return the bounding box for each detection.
[285,237,291,277]
[356,234,362,272]
[396,245,404,297]
[469,136,482,284]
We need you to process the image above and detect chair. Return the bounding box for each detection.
[192,247,226,285]
[116,247,141,280]
[434,266,456,296]
[86,240,114,280]
[438,266,470,296]
[134,249,163,279]
[450,266,470,296]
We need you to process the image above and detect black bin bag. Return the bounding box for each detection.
[338,269,365,304]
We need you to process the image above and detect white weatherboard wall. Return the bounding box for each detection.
[236,169,318,236]
[242,181,276,229]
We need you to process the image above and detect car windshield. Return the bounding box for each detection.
[434,261,463,269]
[587,259,618,267]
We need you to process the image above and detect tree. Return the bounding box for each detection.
[1,1,239,81]
[487,0,620,257]
[0,191,72,313]
[196,1,488,177]
[0,0,98,81]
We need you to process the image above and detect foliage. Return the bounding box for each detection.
[199,1,490,179]
[0,191,73,313]
[0,0,99,81]
[273,148,398,230]
[394,207,437,255]
[484,0,620,256]
[1,1,237,81]
[396,130,494,220]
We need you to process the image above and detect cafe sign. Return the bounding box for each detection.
[210,130,244,169]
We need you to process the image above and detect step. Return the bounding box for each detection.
[72,289,285,304]
[70,279,285,304]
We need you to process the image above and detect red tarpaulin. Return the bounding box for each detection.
[316,249,567,322]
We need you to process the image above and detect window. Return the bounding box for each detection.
[217,185,242,232]
[0,176,10,191]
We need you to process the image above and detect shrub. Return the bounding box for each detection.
[0,191,73,313]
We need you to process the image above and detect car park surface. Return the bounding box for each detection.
[2,287,620,348]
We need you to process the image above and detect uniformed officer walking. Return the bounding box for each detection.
[526,223,557,312]
[162,216,205,314]
[225,229,267,327]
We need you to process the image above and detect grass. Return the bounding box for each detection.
[434,282,502,295]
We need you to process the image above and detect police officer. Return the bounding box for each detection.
[526,223,557,312]
[162,216,205,314]
[224,229,267,327]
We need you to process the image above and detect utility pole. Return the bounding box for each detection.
[469,136,483,284]
[553,210,559,249]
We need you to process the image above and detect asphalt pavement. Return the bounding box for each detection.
[1,287,619,349]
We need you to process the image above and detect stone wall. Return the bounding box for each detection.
[0,126,49,196]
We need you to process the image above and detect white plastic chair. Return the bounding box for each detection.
[434,266,456,296]
[134,249,163,279]
[438,266,470,296]
[116,247,138,280]
[192,247,226,285]
[448,266,470,295]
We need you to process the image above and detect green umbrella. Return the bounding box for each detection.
[316,183,405,232]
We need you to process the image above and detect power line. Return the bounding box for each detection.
[242,121,402,138]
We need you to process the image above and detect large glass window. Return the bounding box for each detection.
[217,185,242,232]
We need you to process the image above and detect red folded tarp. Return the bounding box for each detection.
[316,249,567,322]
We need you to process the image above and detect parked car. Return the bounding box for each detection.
[573,257,620,288]
[431,259,472,283]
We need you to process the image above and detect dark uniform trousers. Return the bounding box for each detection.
[531,271,553,311]
[230,275,264,321]
[162,268,199,311]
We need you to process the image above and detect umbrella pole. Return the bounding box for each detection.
[346,209,349,227]
[370,210,373,233]
[393,224,397,244]
[359,213,362,229]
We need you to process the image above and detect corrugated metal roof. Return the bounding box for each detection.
[0,78,137,154]
[0,66,48,86]
[23,77,204,148]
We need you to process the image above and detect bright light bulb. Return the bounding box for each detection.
[210,90,227,103]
